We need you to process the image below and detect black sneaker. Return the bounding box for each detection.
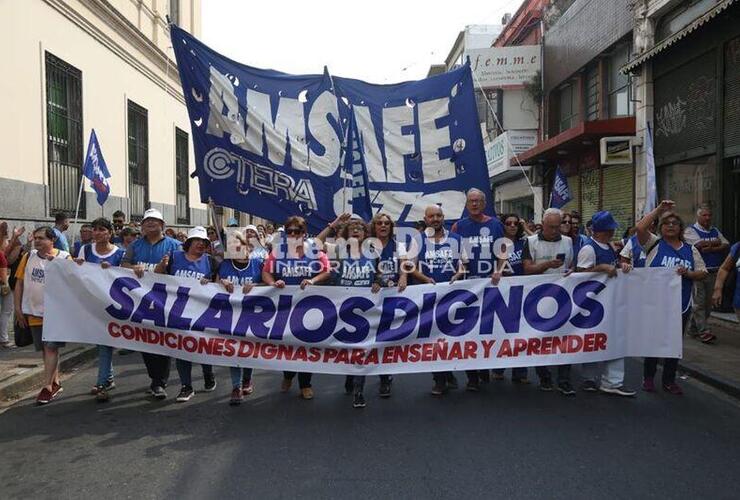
[581,380,599,392]
[176,386,195,402]
[466,381,480,392]
[558,382,576,396]
[446,374,459,390]
[431,382,447,396]
[539,379,554,392]
[352,392,366,408]
[379,382,392,398]
[203,378,217,392]
[151,385,167,400]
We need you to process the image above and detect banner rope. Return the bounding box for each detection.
[470,68,543,213]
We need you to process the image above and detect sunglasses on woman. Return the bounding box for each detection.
[286,227,303,236]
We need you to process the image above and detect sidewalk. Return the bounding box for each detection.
[0,337,97,403]
[680,313,740,398]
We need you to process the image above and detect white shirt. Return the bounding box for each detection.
[577,240,612,269]
[523,234,573,274]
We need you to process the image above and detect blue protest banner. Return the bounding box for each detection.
[83,129,111,206]
[550,166,572,209]
[170,26,492,231]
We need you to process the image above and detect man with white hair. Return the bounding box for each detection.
[684,204,729,343]
[451,188,505,391]
[521,207,576,396]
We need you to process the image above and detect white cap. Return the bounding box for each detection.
[245,224,258,233]
[186,226,209,241]
[142,208,165,223]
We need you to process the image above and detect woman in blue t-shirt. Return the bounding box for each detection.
[75,217,125,402]
[317,213,388,409]
[712,241,740,323]
[156,226,218,403]
[492,214,529,384]
[637,201,707,395]
[217,229,264,406]
[261,216,331,400]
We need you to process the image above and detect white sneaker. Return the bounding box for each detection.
[599,385,636,397]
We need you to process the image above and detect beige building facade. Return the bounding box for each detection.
[0,0,209,229]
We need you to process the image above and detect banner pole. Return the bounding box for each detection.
[72,173,85,243]
[325,67,350,213]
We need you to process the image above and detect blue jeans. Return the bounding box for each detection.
[176,359,214,388]
[96,345,114,386]
[229,367,253,389]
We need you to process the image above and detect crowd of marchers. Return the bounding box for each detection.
[1,192,737,409]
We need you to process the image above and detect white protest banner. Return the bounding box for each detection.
[44,260,682,375]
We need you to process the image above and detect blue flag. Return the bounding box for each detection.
[83,129,111,206]
[550,167,572,209]
[170,26,492,231]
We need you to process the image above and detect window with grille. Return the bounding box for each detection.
[558,83,576,133]
[175,128,190,224]
[608,44,633,117]
[585,65,600,121]
[128,100,149,220]
[169,0,180,25]
[46,52,84,218]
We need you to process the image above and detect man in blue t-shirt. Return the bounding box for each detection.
[684,205,729,342]
[712,242,740,323]
[121,208,181,400]
[52,212,70,253]
[451,188,506,391]
[400,205,465,397]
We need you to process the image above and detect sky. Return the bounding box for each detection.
[201,0,525,84]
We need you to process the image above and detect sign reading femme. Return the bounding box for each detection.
[170,26,493,231]
[466,45,541,88]
[44,260,682,375]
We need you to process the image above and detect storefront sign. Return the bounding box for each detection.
[485,130,538,177]
[466,45,541,88]
[600,136,634,165]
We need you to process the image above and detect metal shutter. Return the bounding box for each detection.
[580,169,600,223]
[654,51,716,163]
[559,175,580,213]
[724,36,740,154]
[602,164,634,236]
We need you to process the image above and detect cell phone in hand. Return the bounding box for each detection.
[556,253,566,263]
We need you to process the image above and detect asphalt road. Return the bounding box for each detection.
[1,355,739,500]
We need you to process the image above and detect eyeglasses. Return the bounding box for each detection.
[561,220,572,225]
[504,221,519,226]
[286,228,303,235]
[663,220,680,227]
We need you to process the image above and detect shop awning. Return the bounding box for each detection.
[622,0,737,74]
[517,117,635,165]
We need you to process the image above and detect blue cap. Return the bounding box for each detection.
[226,217,239,227]
[591,211,618,232]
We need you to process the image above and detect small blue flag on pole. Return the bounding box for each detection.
[550,166,572,209]
[83,129,111,206]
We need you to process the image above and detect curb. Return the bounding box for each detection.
[0,345,98,401]
[678,360,740,400]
